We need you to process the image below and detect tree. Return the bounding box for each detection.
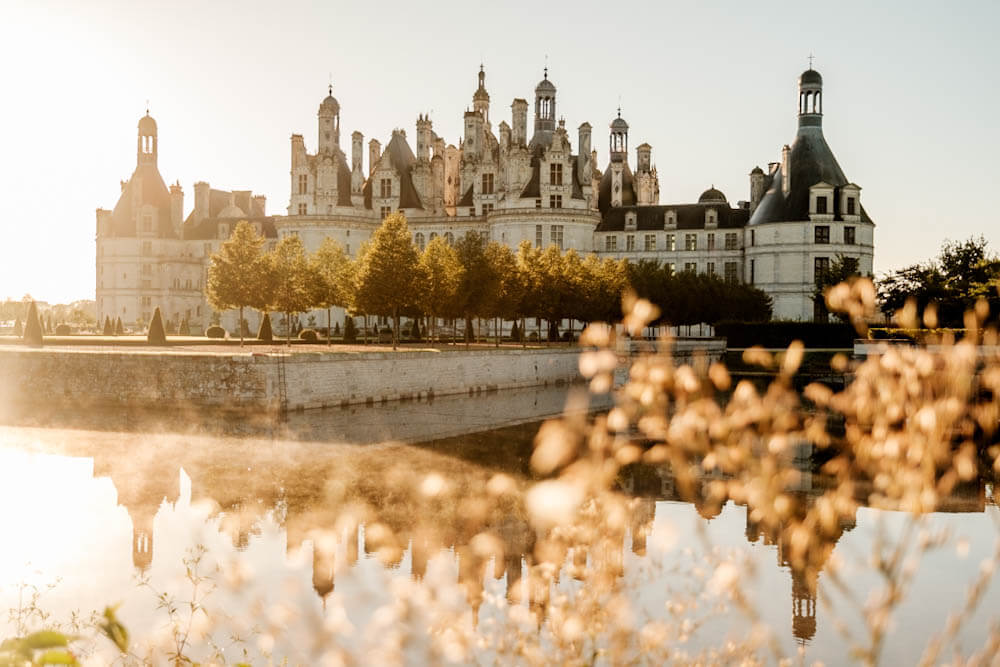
[516,241,544,346]
[454,232,492,347]
[418,236,463,344]
[484,242,524,347]
[23,301,43,346]
[815,254,866,323]
[206,221,269,346]
[147,307,166,345]
[354,213,420,349]
[311,238,354,346]
[269,235,315,345]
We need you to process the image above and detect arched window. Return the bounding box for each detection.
[444,232,454,245]
[415,232,425,250]
[429,232,438,241]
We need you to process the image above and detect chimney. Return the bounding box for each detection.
[511,98,528,146]
[368,139,381,174]
[749,167,765,213]
[781,144,791,195]
[499,121,511,153]
[169,182,183,229]
[351,131,363,171]
[194,181,210,223]
[577,122,592,182]
[636,143,652,173]
[416,114,432,162]
[252,194,267,216]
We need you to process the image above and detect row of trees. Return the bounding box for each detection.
[207,214,773,349]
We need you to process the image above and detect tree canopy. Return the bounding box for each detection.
[354,213,420,348]
[206,221,269,345]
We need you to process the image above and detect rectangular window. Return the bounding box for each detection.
[141,263,151,275]
[666,234,676,251]
[535,199,542,209]
[141,241,152,256]
[750,259,755,284]
[724,262,738,283]
[483,203,494,214]
[550,225,564,250]
[482,173,494,195]
[535,224,543,248]
[707,262,716,276]
[142,215,152,232]
[667,262,676,275]
[626,235,635,251]
[203,242,212,256]
[847,197,856,216]
[605,235,617,251]
[815,225,830,244]
[750,229,755,247]
[844,226,856,245]
[381,206,392,219]
[843,256,859,274]
[298,174,308,195]
[550,163,563,186]
[469,208,476,217]
[684,233,697,251]
[549,194,562,208]
[814,256,830,281]
[380,178,392,198]
[725,232,738,250]
[644,234,656,251]
[297,203,307,215]
[707,233,715,251]
[684,262,697,273]
[816,196,828,214]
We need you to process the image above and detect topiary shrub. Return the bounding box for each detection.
[13,318,22,337]
[509,321,520,342]
[257,314,273,342]
[147,307,166,345]
[115,317,124,336]
[23,302,43,346]
[333,321,341,337]
[206,325,226,339]
[344,317,357,343]
[103,316,113,336]
[298,328,318,342]
[55,324,71,336]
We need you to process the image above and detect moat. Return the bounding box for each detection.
[0,384,996,664]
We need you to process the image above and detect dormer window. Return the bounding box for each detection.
[664,210,677,229]
[218,224,229,239]
[846,197,856,216]
[380,178,392,198]
[705,208,718,227]
[625,212,637,230]
[298,174,308,195]
[550,163,563,186]
[816,196,828,214]
[482,173,494,194]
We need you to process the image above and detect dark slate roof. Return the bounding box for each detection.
[362,132,423,210]
[110,163,174,238]
[519,149,542,199]
[596,203,750,232]
[698,187,727,203]
[183,216,277,241]
[799,69,822,85]
[457,185,474,207]
[597,162,635,213]
[749,126,873,225]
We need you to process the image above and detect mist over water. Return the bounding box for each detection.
[0,384,996,664]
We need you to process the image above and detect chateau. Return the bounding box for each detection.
[96,65,874,331]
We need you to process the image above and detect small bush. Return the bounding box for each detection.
[55,324,71,336]
[528,331,539,342]
[333,322,341,337]
[299,328,319,342]
[257,314,273,342]
[206,325,226,339]
[344,317,357,343]
[509,321,520,342]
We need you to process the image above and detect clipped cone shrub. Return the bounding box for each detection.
[115,317,124,336]
[333,321,341,337]
[13,318,22,337]
[103,316,113,336]
[23,302,43,346]
[510,321,520,342]
[147,307,166,345]
[344,316,357,343]
[257,313,273,342]
[205,325,226,339]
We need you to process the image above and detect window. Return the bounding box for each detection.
[707,233,715,251]
[750,259,755,284]
[481,173,494,194]
[550,163,563,186]
[844,226,856,245]
[535,199,542,209]
[550,225,564,249]
[535,225,543,248]
[142,215,152,232]
[684,262,697,273]
[141,263,151,275]
[483,203,494,214]
[429,232,438,241]
[141,241,152,256]
[444,232,454,245]
[297,203,307,215]
[843,257,859,275]
[549,194,562,208]
[667,262,676,275]
[298,174,308,195]
[644,234,656,251]
[724,262,739,283]
[380,206,392,219]
[750,229,755,247]
[346,243,350,255]
[605,235,617,251]
[684,233,697,251]
[626,235,635,251]
[814,256,830,281]
[380,178,392,198]
[469,208,476,217]
[725,232,738,250]
[846,197,856,216]
[664,211,676,228]
[415,232,425,251]
[815,225,830,244]
[203,243,212,256]
[141,296,151,307]
[707,262,716,276]
[816,196,828,214]
[666,234,676,251]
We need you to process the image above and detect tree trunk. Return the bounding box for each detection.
[477,318,481,345]
[392,306,399,350]
[327,308,332,346]
[364,315,369,345]
[521,317,526,349]
[495,317,500,348]
[239,306,244,347]
[286,311,291,346]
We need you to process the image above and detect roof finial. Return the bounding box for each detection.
[328,71,333,96]
[617,94,622,118]
[145,99,149,115]
[544,54,548,79]
[808,53,814,69]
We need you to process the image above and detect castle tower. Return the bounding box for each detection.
[351,131,365,205]
[511,98,528,146]
[577,122,592,183]
[318,84,341,154]
[473,65,490,125]
[609,109,628,163]
[533,69,556,136]
[137,111,157,166]
[749,166,766,212]
[416,114,432,162]
[798,68,823,129]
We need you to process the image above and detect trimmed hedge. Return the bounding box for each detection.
[55,324,71,336]
[715,320,856,349]
[205,325,226,339]
[298,328,319,342]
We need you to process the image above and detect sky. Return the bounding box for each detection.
[1,0,998,304]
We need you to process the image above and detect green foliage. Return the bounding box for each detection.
[0,629,78,666]
[344,316,357,343]
[354,213,421,348]
[22,302,43,346]
[418,236,463,341]
[207,221,270,345]
[333,321,341,337]
[268,235,314,339]
[509,320,520,342]
[206,325,226,339]
[146,307,166,345]
[98,605,128,655]
[54,324,71,336]
[298,328,319,342]
[310,237,354,315]
[256,314,273,342]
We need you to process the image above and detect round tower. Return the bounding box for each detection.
[473,65,490,124]
[137,111,157,166]
[534,68,556,135]
[318,84,341,153]
[798,68,823,128]
[609,109,628,163]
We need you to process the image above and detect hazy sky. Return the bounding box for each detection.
[2,0,998,304]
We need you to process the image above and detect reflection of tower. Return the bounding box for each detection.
[131,506,155,571]
[790,567,817,643]
[629,497,656,556]
[312,542,335,599]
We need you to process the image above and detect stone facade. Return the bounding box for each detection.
[96,66,874,328]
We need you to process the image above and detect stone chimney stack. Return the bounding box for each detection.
[577,122,592,181]
[781,144,791,195]
[369,139,381,175]
[499,121,511,153]
[511,99,528,146]
[416,114,432,162]
[193,181,210,223]
[169,182,184,230]
[749,166,766,212]
[252,194,267,216]
[351,131,363,172]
